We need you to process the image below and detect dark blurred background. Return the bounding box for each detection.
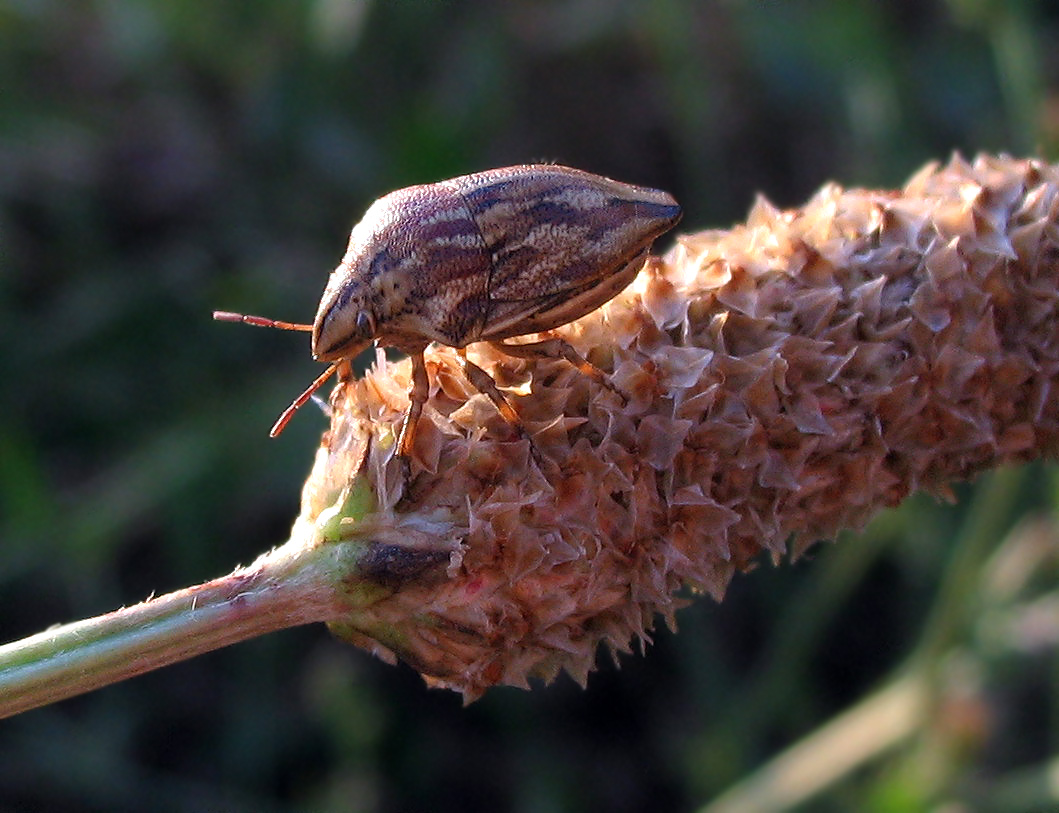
[2,1,1059,811]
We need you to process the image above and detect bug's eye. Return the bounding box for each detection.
[356,310,376,338]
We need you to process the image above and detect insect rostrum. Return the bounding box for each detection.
[216,164,681,455]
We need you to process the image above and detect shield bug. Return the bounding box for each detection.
[215,164,681,457]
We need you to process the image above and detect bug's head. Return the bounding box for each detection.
[312,196,403,363]
[312,187,435,363]
[311,285,377,364]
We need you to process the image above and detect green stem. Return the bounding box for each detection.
[912,467,1026,669]
[699,671,927,813]
[0,535,353,718]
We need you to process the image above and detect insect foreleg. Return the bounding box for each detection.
[396,351,431,460]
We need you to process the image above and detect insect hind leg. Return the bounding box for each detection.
[455,349,545,466]
[456,349,521,426]
[489,337,626,400]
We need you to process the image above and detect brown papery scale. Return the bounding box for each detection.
[299,154,1059,701]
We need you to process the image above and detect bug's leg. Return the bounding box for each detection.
[455,349,544,465]
[456,349,522,427]
[489,337,626,400]
[396,351,430,469]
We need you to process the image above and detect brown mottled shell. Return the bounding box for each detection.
[311,165,681,362]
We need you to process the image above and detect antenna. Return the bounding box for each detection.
[213,310,331,436]
[268,363,339,437]
[212,311,313,332]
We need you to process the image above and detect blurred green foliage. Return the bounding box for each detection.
[1,0,1058,810]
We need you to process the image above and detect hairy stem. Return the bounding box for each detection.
[0,515,375,717]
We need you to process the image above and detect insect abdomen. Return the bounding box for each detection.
[446,165,681,336]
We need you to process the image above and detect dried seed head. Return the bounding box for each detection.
[301,154,1059,700]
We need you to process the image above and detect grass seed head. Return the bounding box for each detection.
[300,154,1059,700]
